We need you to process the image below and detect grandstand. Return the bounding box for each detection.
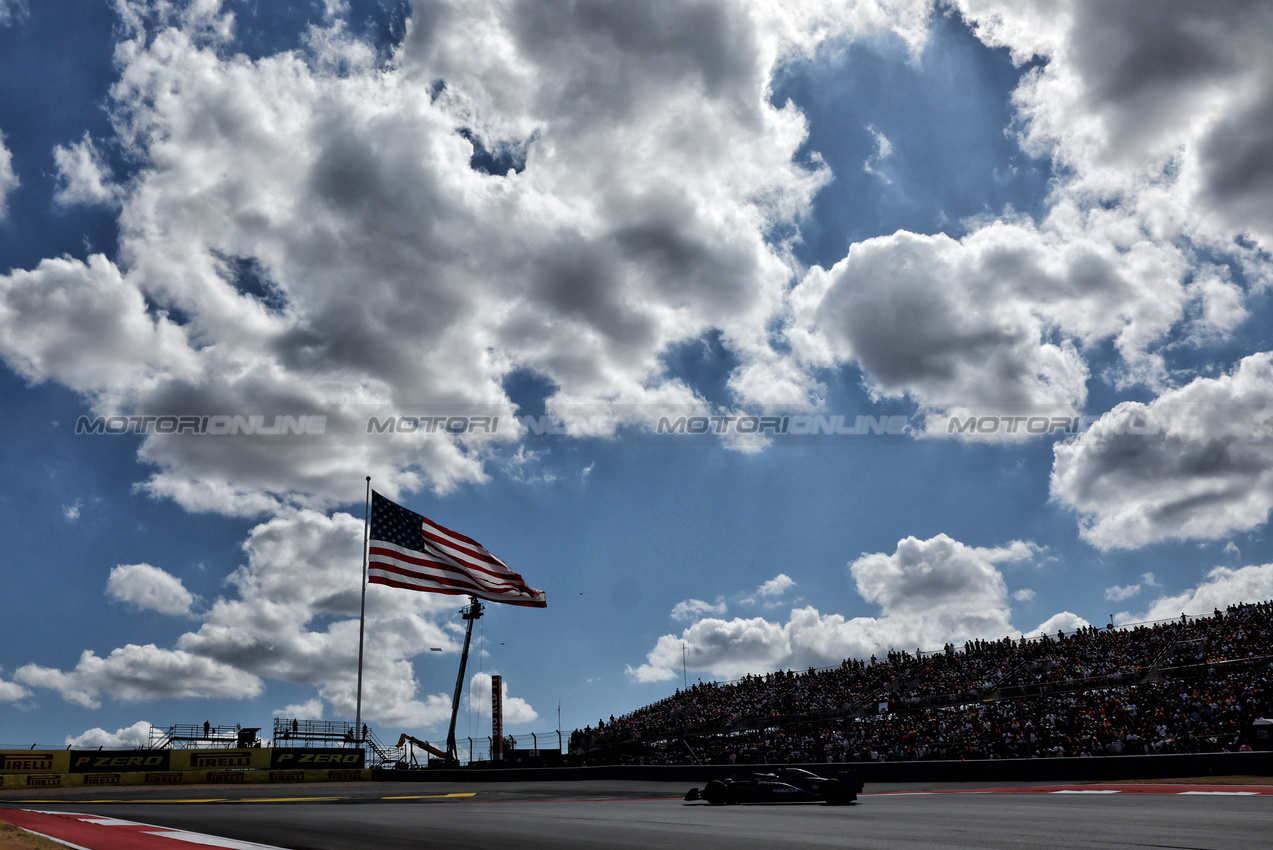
[571,601,1273,765]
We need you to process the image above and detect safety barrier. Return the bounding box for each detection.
[0,748,370,788]
[373,750,1273,784]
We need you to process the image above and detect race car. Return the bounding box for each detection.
[684,767,863,805]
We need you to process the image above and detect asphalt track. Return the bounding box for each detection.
[2,780,1270,849]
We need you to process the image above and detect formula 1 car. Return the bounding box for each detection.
[684,768,862,805]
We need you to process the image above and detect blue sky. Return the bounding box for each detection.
[3,0,1273,751]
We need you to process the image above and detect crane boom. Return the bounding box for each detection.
[396,733,448,760]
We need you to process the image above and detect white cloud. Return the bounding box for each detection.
[788,221,1186,433]
[65,721,157,749]
[632,533,1041,680]
[863,123,894,183]
[1,0,911,513]
[1028,611,1091,637]
[0,253,199,395]
[626,662,679,684]
[63,500,82,521]
[1185,272,1248,341]
[958,0,1273,248]
[53,134,120,207]
[0,670,30,702]
[0,130,15,218]
[0,1,28,27]
[10,506,487,731]
[1104,583,1141,602]
[14,644,262,708]
[5,0,1265,540]
[175,509,462,728]
[1133,563,1273,622]
[1052,352,1273,549]
[1012,588,1036,602]
[273,698,324,720]
[107,563,196,616]
[466,671,537,725]
[756,574,795,598]
[671,597,727,622]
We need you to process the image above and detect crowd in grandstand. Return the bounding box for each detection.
[572,601,1273,764]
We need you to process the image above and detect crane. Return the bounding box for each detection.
[395,733,448,766]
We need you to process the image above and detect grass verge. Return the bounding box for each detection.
[0,822,70,850]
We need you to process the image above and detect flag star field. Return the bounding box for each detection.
[2,0,1273,748]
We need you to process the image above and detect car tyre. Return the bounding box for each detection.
[821,778,849,805]
[702,781,727,806]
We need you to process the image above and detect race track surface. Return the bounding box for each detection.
[2,780,1269,849]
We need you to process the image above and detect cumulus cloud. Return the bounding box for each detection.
[788,222,1184,432]
[11,504,514,731]
[14,644,262,708]
[671,597,728,622]
[1028,611,1091,636]
[174,509,463,728]
[775,0,1273,452]
[53,134,120,207]
[0,253,198,395]
[958,0,1273,248]
[1132,563,1273,622]
[1052,353,1273,549]
[0,670,30,702]
[273,698,324,720]
[758,0,1268,466]
[4,0,1267,544]
[1104,583,1141,602]
[466,671,538,725]
[755,574,796,598]
[13,0,1273,738]
[632,533,1042,680]
[107,563,197,616]
[0,0,924,514]
[1012,588,1036,602]
[65,721,157,749]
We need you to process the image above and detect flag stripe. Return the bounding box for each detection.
[368,544,530,594]
[366,491,546,608]
[413,531,523,582]
[420,517,510,567]
[369,561,496,596]
[417,527,522,578]
[368,574,547,607]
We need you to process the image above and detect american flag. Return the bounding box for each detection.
[367,491,546,608]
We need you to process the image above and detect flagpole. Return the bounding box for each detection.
[355,476,371,742]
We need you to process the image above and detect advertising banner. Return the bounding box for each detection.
[169,749,272,771]
[0,751,69,774]
[270,748,365,769]
[69,751,171,773]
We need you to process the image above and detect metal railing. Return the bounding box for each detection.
[149,723,260,749]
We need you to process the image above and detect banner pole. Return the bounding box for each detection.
[355,476,371,742]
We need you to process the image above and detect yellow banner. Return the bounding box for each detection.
[0,768,370,789]
[169,749,272,770]
[0,751,70,774]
